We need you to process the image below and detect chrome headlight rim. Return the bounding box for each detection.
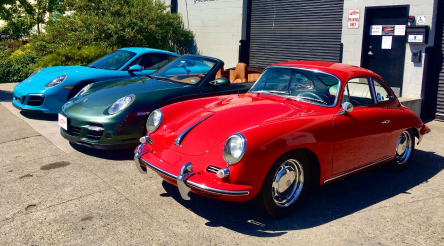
[45,74,67,88]
[146,109,163,133]
[108,94,135,115]
[223,133,247,165]
[74,83,93,98]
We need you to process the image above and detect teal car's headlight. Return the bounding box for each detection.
[223,133,246,165]
[74,83,93,98]
[108,95,135,115]
[146,109,163,133]
[28,68,43,78]
[45,75,67,88]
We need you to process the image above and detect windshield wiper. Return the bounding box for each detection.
[255,90,290,95]
[293,96,328,105]
[153,76,178,84]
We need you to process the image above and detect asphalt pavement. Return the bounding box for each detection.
[1,83,444,245]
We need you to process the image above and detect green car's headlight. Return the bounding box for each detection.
[45,74,67,88]
[74,83,93,98]
[146,109,163,133]
[223,133,246,165]
[28,68,43,78]
[108,95,135,115]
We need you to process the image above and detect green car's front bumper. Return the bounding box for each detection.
[59,111,148,150]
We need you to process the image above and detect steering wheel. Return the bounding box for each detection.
[298,92,324,102]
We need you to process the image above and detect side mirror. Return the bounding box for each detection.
[128,65,143,73]
[338,102,353,115]
[209,77,230,86]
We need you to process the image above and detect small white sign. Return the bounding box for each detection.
[417,16,426,25]
[58,114,68,131]
[394,25,406,35]
[408,35,424,43]
[348,21,359,29]
[348,9,360,19]
[382,36,392,49]
[370,25,382,35]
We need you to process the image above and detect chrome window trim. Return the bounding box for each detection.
[369,77,378,104]
[248,66,342,108]
[323,156,392,184]
[136,157,249,196]
[174,114,214,146]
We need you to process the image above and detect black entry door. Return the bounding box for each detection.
[361,6,409,95]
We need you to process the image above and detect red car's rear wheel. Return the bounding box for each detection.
[388,129,415,172]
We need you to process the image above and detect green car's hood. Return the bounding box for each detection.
[72,76,188,109]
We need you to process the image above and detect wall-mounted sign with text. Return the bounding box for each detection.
[348,9,360,29]
[370,25,406,36]
[408,35,424,43]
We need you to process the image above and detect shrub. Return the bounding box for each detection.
[33,44,113,70]
[0,52,39,83]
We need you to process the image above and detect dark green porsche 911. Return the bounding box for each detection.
[59,55,256,149]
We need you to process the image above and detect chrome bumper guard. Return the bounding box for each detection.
[134,142,249,200]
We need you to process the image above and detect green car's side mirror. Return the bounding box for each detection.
[209,77,230,86]
[128,65,143,73]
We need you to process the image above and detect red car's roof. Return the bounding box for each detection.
[271,61,384,82]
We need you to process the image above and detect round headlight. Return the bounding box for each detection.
[223,133,246,165]
[146,109,163,133]
[108,95,135,115]
[45,74,67,88]
[74,83,93,98]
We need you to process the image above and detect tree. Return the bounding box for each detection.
[0,0,63,39]
[31,0,194,55]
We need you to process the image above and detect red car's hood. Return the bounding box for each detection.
[162,94,306,156]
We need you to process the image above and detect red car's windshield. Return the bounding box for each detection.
[250,67,340,106]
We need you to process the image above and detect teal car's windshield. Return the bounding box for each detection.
[250,67,340,106]
[89,50,136,70]
[151,56,217,84]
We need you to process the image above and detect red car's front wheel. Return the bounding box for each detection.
[258,151,311,218]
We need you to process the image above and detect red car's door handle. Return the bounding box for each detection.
[381,120,391,124]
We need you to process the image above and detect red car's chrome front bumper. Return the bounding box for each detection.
[134,142,252,200]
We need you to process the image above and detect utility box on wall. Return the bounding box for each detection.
[406,26,429,44]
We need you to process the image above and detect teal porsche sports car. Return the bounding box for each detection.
[12,47,179,114]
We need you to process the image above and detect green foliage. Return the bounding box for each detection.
[0,0,64,39]
[31,0,193,55]
[0,52,38,82]
[33,44,113,69]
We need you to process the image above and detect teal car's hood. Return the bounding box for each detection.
[72,76,188,109]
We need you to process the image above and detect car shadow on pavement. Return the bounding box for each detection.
[70,142,135,161]
[19,111,58,121]
[161,149,444,237]
[0,89,13,102]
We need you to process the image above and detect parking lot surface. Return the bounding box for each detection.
[1,84,444,245]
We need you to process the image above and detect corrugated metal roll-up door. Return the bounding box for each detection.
[436,10,444,119]
[249,0,345,68]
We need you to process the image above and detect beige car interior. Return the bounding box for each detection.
[215,62,262,84]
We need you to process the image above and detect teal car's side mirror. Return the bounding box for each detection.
[128,65,143,73]
[209,77,230,86]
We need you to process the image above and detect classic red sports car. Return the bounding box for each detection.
[134,61,431,218]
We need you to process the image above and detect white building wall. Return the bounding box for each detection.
[341,0,437,99]
[166,0,243,68]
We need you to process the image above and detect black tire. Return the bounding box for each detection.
[67,82,93,100]
[257,151,311,218]
[387,129,415,172]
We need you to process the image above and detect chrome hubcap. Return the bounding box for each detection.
[272,159,304,207]
[396,131,412,165]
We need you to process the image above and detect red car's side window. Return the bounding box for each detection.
[341,77,375,106]
[373,79,395,103]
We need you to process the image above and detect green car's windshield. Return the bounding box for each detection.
[89,50,136,70]
[151,56,217,84]
[250,67,340,106]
